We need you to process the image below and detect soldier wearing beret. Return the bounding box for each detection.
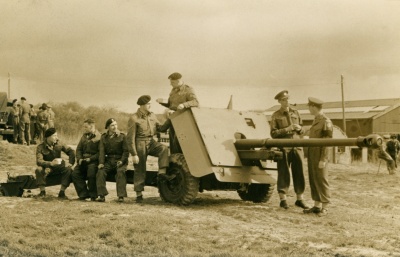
[270,90,308,210]
[96,118,129,202]
[127,95,170,202]
[72,119,102,201]
[156,72,199,153]
[303,97,333,217]
[35,128,75,198]
[19,97,31,145]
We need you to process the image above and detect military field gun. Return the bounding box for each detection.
[1,107,382,205]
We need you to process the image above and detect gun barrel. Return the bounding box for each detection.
[234,134,382,149]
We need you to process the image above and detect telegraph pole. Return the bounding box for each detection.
[8,72,11,98]
[341,75,346,135]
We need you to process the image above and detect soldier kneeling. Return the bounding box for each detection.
[35,128,75,198]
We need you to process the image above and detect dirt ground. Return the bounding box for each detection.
[1,140,400,257]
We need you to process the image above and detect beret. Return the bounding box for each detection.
[84,118,95,124]
[105,118,116,129]
[12,99,18,103]
[41,103,48,109]
[21,97,26,100]
[308,97,324,107]
[44,128,56,138]
[137,95,151,105]
[168,72,182,80]
[391,134,397,139]
[274,90,289,100]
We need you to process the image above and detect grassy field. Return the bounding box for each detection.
[1,141,400,257]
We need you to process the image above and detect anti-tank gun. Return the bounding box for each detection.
[157,107,382,205]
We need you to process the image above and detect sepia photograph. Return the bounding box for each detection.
[0,1,399,256]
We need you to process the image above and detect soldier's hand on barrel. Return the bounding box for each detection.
[318,161,326,169]
[156,98,164,104]
[132,155,139,164]
[177,104,185,110]
[291,124,301,131]
[98,164,104,169]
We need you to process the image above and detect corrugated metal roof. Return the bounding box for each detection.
[263,98,400,120]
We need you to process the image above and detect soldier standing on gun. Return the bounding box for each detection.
[36,103,49,142]
[35,128,75,198]
[303,97,333,217]
[19,97,31,145]
[127,95,170,203]
[156,72,199,153]
[10,99,20,144]
[72,119,102,201]
[270,90,308,210]
[96,118,129,202]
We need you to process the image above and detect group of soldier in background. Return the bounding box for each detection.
[9,97,55,145]
[35,72,198,203]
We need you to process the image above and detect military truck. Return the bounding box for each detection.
[1,107,382,205]
[0,92,14,142]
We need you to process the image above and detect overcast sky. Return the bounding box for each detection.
[0,0,399,113]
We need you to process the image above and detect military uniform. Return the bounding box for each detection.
[386,137,400,169]
[271,107,306,197]
[96,130,129,198]
[36,106,49,142]
[35,141,75,189]
[160,83,199,154]
[308,112,333,206]
[127,109,169,193]
[9,105,20,143]
[378,141,396,174]
[72,130,102,199]
[29,106,37,143]
[19,101,31,145]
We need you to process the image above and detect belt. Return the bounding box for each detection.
[105,155,122,159]
[83,153,95,158]
[135,136,155,141]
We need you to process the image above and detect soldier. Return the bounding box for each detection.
[156,72,199,153]
[96,118,129,202]
[35,128,75,198]
[72,119,102,201]
[36,103,49,142]
[47,104,55,128]
[29,104,37,144]
[377,135,396,175]
[270,90,308,210]
[127,95,170,203]
[386,134,400,170]
[303,97,333,217]
[19,97,31,145]
[9,99,20,144]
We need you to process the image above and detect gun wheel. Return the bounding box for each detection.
[237,183,274,203]
[158,153,199,205]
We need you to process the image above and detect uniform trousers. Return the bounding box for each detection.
[96,158,127,197]
[35,164,72,188]
[307,147,330,204]
[72,162,98,198]
[133,139,169,192]
[277,147,305,195]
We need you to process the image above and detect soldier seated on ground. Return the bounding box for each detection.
[35,128,75,198]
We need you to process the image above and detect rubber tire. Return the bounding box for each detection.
[158,153,199,205]
[237,183,275,203]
